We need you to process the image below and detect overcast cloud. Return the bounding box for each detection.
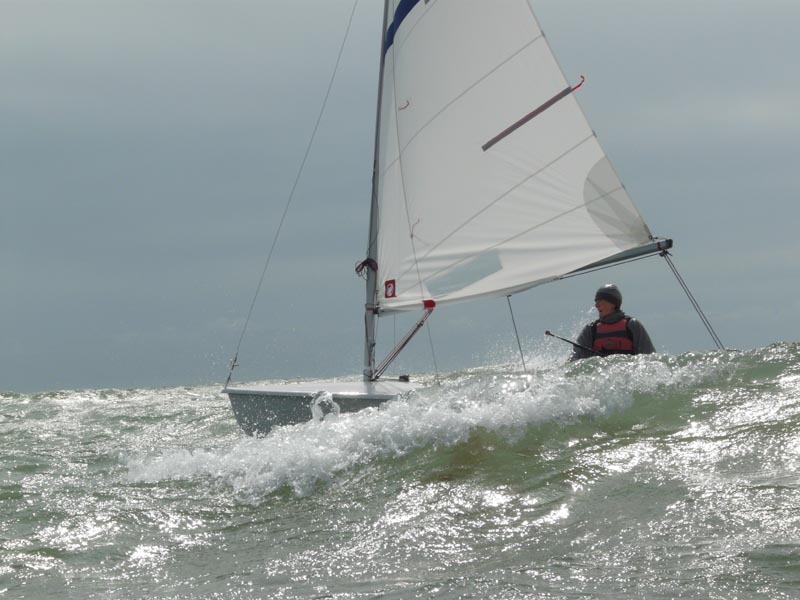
[3,1,799,393]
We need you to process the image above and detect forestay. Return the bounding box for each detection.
[373,0,654,314]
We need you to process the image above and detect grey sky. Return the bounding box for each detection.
[3,1,799,393]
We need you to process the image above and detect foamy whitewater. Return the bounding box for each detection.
[3,344,800,598]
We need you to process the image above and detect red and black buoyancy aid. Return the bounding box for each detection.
[592,318,634,355]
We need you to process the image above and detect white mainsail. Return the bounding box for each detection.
[372,0,654,314]
[226,0,677,435]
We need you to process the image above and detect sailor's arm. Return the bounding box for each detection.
[629,319,656,354]
[570,324,596,361]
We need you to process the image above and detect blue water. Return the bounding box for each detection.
[3,344,800,598]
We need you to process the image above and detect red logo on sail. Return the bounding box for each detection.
[384,279,396,298]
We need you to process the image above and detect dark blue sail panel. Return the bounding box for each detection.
[384,0,422,54]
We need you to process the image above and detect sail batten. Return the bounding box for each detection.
[387,132,598,288]
[380,34,547,177]
[373,0,657,314]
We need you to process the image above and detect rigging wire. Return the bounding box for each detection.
[225,0,361,387]
[506,295,528,372]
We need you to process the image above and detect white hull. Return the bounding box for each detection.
[224,379,417,436]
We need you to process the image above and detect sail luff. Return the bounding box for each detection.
[363,0,392,380]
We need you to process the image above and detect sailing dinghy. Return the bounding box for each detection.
[224,0,674,436]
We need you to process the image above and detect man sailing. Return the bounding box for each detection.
[570,284,655,361]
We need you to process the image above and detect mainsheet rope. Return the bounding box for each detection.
[660,250,725,350]
[225,0,360,387]
[507,295,528,372]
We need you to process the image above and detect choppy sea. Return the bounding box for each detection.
[3,344,800,599]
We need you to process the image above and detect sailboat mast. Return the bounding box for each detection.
[363,0,391,381]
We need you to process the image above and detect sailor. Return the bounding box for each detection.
[570,284,655,360]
